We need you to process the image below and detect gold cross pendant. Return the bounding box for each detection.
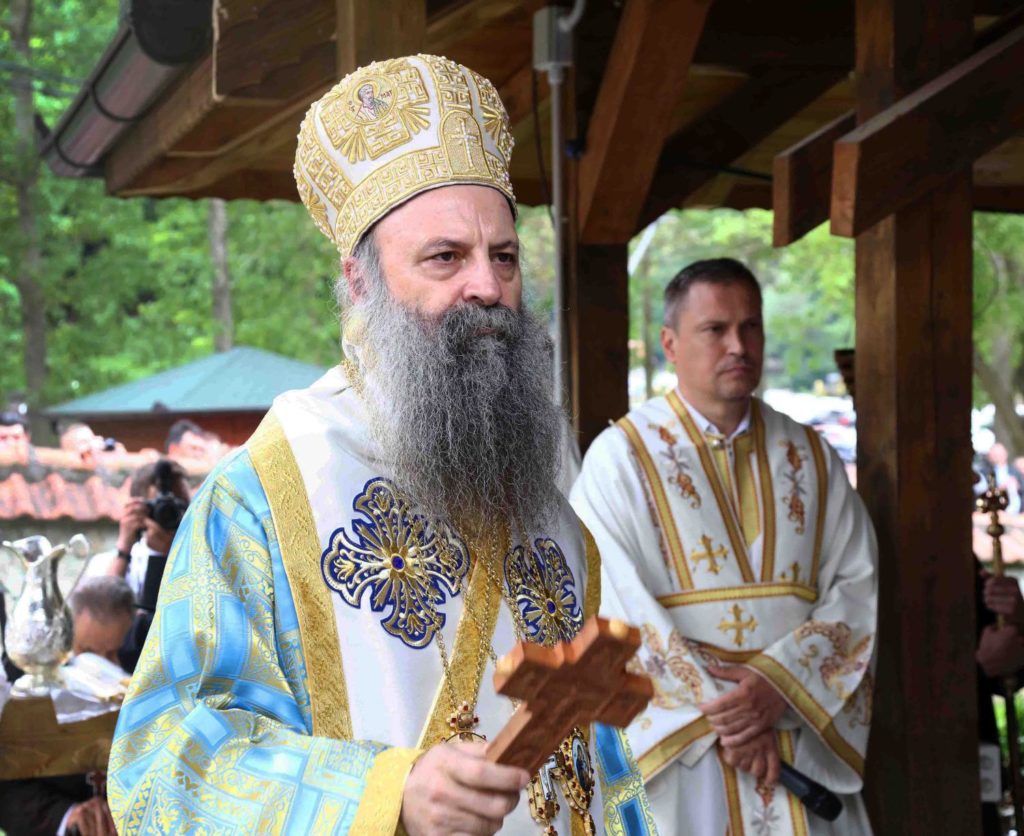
[445,701,485,743]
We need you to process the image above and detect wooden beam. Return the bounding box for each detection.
[336,0,426,77]
[119,95,318,196]
[637,68,845,231]
[772,8,1024,246]
[852,2,979,834]
[832,23,1024,237]
[772,112,855,246]
[576,0,711,244]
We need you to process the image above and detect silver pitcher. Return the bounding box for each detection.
[1,534,91,696]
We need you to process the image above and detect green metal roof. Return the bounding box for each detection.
[48,347,328,416]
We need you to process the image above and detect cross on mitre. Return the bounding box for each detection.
[486,616,653,773]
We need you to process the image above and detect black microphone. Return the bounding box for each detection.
[779,762,843,821]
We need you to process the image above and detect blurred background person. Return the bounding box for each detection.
[164,419,208,464]
[0,576,131,836]
[106,458,190,672]
[58,423,125,470]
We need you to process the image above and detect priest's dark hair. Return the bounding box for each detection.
[663,257,762,328]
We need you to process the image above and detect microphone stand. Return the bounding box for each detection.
[977,474,1024,832]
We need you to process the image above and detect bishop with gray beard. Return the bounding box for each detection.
[342,232,566,537]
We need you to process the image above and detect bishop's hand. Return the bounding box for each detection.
[700,664,787,746]
[402,741,530,836]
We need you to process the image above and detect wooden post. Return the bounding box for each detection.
[853,2,979,833]
[336,0,426,77]
[569,244,629,452]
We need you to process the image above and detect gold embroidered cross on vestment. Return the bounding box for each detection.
[719,604,758,647]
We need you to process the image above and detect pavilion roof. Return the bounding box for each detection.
[47,346,326,417]
[46,0,1024,221]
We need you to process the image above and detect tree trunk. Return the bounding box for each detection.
[208,198,234,352]
[974,347,1024,456]
[640,263,656,401]
[10,0,47,434]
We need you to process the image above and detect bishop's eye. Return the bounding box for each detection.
[431,251,458,263]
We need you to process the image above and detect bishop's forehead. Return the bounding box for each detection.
[294,54,516,258]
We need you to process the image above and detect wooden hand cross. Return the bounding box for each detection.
[485,616,653,773]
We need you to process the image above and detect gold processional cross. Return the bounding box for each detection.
[691,534,728,575]
[718,604,758,647]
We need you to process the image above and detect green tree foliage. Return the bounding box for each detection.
[4,2,1024,451]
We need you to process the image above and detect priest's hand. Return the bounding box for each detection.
[982,572,1024,629]
[700,665,788,746]
[401,741,530,836]
[719,729,781,786]
[977,623,1024,678]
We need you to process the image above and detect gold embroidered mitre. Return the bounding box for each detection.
[294,53,516,257]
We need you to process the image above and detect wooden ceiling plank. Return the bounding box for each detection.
[214,0,334,99]
[577,0,712,244]
[637,68,846,231]
[337,0,426,77]
[772,111,856,246]
[831,24,1024,237]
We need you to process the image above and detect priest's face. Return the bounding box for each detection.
[662,280,764,410]
[356,184,522,319]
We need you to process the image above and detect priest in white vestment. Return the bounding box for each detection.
[571,258,878,835]
[107,54,655,836]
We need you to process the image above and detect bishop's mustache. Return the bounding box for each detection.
[423,303,522,351]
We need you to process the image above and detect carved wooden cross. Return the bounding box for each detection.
[486,616,652,774]
[691,534,728,575]
[718,604,758,647]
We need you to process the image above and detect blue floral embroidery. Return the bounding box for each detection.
[504,537,583,644]
[320,478,469,648]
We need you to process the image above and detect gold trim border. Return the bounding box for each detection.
[637,715,714,781]
[249,412,352,740]
[745,654,865,777]
[716,746,745,836]
[752,403,778,581]
[778,730,810,836]
[580,519,602,620]
[804,426,828,586]
[416,546,502,748]
[616,416,694,589]
[667,391,756,584]
[349,747,423,834]
[656,582,818,608]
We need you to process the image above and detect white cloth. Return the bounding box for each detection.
[269,366,606,834]
[571,392,878,835]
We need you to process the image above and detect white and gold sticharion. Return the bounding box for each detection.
[294,53,517,257]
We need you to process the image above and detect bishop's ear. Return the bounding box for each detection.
[342,256,367,305]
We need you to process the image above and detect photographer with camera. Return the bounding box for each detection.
[106,458,190,672]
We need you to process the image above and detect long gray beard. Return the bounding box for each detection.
[353,292,565,532]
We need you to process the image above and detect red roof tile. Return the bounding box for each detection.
[0,446,208,523]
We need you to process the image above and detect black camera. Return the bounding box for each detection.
[145,460,188,531]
